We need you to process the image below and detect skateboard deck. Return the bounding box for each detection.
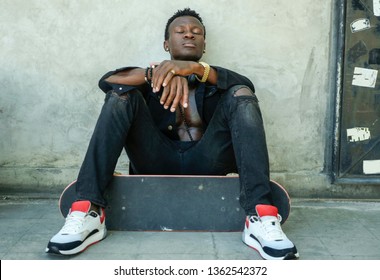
[59,175,291,231]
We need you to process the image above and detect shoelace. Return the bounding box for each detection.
[251,215,285,241]
[61,212,86,234]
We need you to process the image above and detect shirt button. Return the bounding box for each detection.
[168,125,173,131]
[119,87,123,90]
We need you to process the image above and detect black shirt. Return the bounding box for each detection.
[98,66,255,140]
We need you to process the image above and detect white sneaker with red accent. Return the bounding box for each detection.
[242,204,299,260]
[46,200,107,255]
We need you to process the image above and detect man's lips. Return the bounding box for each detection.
[183,42,196,48]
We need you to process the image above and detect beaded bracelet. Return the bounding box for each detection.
[144,67,150,85]
[149,66,153,83]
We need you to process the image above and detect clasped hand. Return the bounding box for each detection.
[151,60,196,112]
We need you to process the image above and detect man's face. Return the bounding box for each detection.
[164,16,206,61]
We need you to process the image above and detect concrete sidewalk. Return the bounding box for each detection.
[1,195,380,260]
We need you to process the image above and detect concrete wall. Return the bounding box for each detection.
[0,0,346,197]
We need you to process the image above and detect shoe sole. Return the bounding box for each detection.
[242,231,299,260]
[46,227,107,255]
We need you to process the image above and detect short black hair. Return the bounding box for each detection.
[164,8,206,40]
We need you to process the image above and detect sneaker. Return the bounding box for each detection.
[242,204,299,260]
[46,200,107,255]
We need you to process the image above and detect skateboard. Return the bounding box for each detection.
[59,175,291,231]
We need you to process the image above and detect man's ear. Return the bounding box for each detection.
[163,41,169,52]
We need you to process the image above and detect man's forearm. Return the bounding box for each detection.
[104,61,218,88]
[105,68,146,86]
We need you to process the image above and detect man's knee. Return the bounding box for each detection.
[113,90,134,101]
[118,93,129,100]
[225,86,258,104]
[222,85,262,118]
[231,86,254,97]
[109,89,143,102]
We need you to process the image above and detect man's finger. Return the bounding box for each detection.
[170,82,183,112]
[163,83,177,110]
[152,64,166,92]
[160,86,169,106]
[182,82,189,108]
[162,69,176,87]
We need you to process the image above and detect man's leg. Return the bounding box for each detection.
[75,90,180,207]
[183,85,272,215]
[46,89,178,255]
[224,85,273,214]
[184,85,298,260]
[74,91,131,207]
[222,86,298,260]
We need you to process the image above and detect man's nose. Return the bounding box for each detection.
[184,31,195,39]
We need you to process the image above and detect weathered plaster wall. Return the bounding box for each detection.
[0,0,339,197]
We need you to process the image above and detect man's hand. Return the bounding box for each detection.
[151,60,197,111]
[160,75,189,112]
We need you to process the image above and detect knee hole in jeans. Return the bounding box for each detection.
[233,87,254,97]
[118,93,129,100]
[110,91,130,101]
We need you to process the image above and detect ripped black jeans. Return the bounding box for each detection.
[75,85,272,215]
